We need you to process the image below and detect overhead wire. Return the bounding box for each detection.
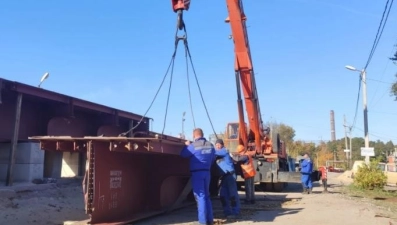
[368,41,397,106]
[353,126,397,141]
[349,0,394,133]
[351,78,361,132]
[364,0,394,70]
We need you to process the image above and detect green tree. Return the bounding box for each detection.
[384,140,395,155]
[288,141,316,158]
[267,122,295,144]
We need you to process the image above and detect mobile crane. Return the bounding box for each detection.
[26,1,321,224]
[172,0,319,191]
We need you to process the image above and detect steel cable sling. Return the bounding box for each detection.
[120,11,218,140]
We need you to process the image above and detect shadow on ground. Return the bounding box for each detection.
[134,192,303,225]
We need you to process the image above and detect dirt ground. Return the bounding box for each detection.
[0,173,396,225]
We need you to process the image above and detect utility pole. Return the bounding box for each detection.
[343,115,353,169]
[362,70,370,164]
[349,126,352,168]
[345,66,370,164]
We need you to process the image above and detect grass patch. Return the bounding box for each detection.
[344,184,397,199]
[342,184,397,216]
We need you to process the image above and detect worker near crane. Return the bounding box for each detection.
[214,139,241,219]
[318,165,328,193]
[300,153,314,194]
[231,144,256,204]
[262,127,272,154]
[180,128,216,225]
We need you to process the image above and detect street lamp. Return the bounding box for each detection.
[181,112,186,139]
[38,72,49,88]
[345,65,369,164]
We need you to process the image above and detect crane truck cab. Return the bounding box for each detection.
[223,122,320,192]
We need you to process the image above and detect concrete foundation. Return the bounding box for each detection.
[0,142,44,182]
[0,142,85,183]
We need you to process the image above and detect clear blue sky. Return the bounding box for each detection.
[1,0,397,143]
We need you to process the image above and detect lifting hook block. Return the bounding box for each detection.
[177,9,184,30]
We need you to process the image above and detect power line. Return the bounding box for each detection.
[351,77,361,132]
[371,86,391,108]
[364,0,394,70]
[370,110,397,115]
[353,126,397,141]
[350,0,394,135]
[369,39,397,106]
[367,77,394,84]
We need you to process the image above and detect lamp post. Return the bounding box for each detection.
[345,65,369,164]
[182,112,186,139]
[38,72,49,88]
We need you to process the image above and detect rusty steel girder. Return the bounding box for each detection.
[29,136,193,224]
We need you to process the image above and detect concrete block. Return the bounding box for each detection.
[61,152,79,177]
[0,142,44,164]
[0,163,43,182]
[44,151,62,178]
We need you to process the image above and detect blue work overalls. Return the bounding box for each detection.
[214,147,241,217]
[300,158,313,190]
[181,138,216,225]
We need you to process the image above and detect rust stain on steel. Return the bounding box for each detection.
[88,141,190,224]
[29,136,192,224]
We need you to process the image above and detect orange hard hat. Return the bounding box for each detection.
[236,145,245,153]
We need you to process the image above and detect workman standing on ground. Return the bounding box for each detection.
[300,153,313,194]
[180,128,216,225]
[262,127,272,154]
[318,165,328,193]
[231,144,256,204]
[214,139,241,219]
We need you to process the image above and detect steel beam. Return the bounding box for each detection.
[6,93,23,186]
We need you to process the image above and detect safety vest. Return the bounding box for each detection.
[240,155,256,178]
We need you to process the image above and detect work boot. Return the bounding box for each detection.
[302,188,307,194]
[308,188,312,194]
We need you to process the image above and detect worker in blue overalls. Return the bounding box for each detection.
[214,139,241,219]
[180,128,216,225]
[300,153,313,194]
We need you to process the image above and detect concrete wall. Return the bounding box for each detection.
[0,142,44,182]
[61,152,80,177]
